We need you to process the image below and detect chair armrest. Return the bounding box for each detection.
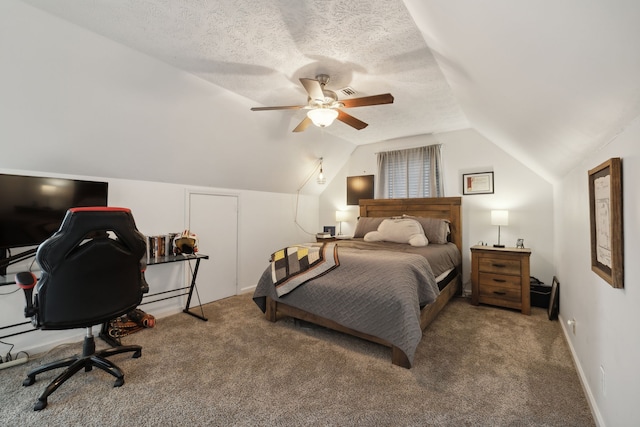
[14,272,38,318]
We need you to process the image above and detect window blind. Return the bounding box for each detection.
[376,144,443,198]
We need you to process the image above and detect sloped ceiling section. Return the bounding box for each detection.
[2,1,353,195]
[405,0,640,182]
[17,0,640,186]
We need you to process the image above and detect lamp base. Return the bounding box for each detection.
[493,244,505,248]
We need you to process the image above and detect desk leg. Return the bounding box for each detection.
[183,258,208,321]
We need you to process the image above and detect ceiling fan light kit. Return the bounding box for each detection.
[307,108,339,127]
[251,74,394,132]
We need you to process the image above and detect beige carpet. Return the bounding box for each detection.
[0,294,594,426]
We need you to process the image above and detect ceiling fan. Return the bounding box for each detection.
[250,74,394,132]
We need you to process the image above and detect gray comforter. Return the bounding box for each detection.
[253,240,460,365]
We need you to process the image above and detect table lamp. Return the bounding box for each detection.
[335,210,349,236]
[491,210,509,248]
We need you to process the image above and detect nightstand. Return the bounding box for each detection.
[471,245,532,315]
[316,236,352,242]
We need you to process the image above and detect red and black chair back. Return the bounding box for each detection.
[31,207,148,329]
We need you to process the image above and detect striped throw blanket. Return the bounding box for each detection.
[271,242,339,297]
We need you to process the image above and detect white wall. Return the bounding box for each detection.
[0,168,318,355]
[556,116,640,427]
[0,0,353,196]
[320,128,555,295]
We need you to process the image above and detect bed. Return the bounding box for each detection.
[252,197,462,368]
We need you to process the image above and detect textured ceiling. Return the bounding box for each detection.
[18,0,640,184]
[20,0,468,145]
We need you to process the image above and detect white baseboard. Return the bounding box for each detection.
[559,313,606,427]
[17,330,88,360]
[239,285,256,294]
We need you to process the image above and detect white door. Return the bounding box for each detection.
[187,192,238,304]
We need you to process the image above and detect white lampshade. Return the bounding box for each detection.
[335,210,349,222]
[491,210,509,226]
[307,108,339,127]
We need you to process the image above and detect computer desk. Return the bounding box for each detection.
[1,253,209,346]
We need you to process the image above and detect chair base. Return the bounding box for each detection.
[23,332,142,411]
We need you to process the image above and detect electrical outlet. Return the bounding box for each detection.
[600,366,606,397]
[567,318,576,335]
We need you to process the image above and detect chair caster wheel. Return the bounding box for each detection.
[34,399,47,411]
[23,377,35,387]
[132,350,142,358]
[114,377,124,387]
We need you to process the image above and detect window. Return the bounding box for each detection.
[376,144,443,198]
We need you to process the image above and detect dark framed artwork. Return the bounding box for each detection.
[548,276,559,320]
[462,172,494,195]
[588,158,623,288]
[347,175,374,205]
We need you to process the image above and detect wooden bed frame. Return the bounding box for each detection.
[264,197,462,368]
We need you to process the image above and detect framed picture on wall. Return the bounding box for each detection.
[462,172,494,195]
[588,158,623,288]
[347,175,374,205]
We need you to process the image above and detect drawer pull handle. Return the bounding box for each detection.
[492,263,506,268]
[493,291,507,295]
[493,278,507,283]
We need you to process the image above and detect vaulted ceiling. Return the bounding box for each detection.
[18,0,640,185]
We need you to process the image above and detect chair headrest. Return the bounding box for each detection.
[36,207,146,270]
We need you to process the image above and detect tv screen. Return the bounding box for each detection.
[0,173,108,250]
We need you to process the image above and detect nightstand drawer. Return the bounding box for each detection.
[479,272,522,301]
[479,283,522,308]
[479,257,521,275]
[479,272,522,290]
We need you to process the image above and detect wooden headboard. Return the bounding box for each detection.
[359,197,462,253]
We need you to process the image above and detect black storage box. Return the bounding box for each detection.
[530,277,551,308]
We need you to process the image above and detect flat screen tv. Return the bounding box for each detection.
[0,173,108,251]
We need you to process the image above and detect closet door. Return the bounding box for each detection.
[187,191,238,304]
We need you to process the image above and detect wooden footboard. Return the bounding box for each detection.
[265,272,460,369]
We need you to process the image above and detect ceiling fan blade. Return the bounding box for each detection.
[340,93,394,108]
[337,110,368,130]
[292,116,312,132]
[300,78,325,101]
[251,105,305,111]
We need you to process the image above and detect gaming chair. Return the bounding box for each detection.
[15,207,149,411]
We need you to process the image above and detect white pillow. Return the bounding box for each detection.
[364,218,428,247]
